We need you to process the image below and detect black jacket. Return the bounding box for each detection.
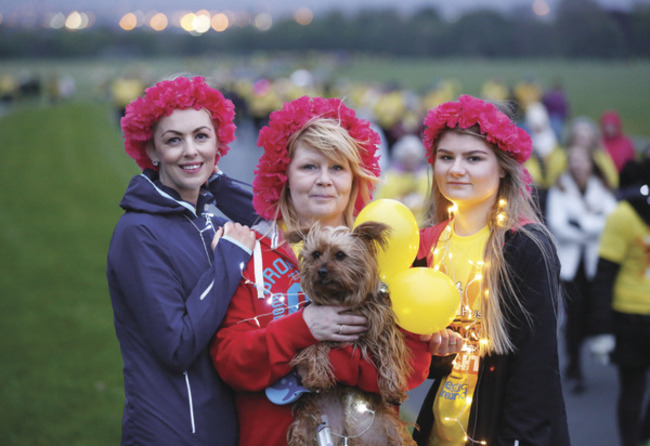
[413,224,571,446]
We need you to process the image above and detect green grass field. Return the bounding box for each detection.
[0,56,648,444]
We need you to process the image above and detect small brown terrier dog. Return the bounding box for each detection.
[285,221,415,446]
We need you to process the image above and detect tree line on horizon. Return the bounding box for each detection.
[1,0,649,59]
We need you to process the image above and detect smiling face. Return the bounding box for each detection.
[286,142,353,228]
[434,131,504,214]
[146,108,218,205]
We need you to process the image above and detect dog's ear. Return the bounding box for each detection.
[285,229,305,245]
[352,221,391,250]
[284,224,316,245]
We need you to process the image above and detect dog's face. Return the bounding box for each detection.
[286,221,390,307]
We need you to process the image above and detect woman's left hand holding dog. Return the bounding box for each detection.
[303,304,367,342]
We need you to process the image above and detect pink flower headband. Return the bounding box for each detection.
[121,76,236,171]
[422,94,532,165]
[253,96,381,221]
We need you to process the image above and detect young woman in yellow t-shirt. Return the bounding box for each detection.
[413,95,570,446]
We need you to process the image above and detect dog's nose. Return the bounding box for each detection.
[318,267,329,278]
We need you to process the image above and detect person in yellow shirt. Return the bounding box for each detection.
[590,159,650,446]
[413,95,569,446]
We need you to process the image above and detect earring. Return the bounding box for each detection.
[152,160,159,167]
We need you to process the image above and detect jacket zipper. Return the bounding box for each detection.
[184,371,196,434]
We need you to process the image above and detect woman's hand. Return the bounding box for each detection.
[420,329,464,356]
[211,222,257,252]
[302,305,367,342]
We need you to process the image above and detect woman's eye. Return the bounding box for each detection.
[195,133,209,141]
[165,136,180,145]
[331,164,345,172]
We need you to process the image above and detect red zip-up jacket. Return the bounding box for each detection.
[211,223,431,446]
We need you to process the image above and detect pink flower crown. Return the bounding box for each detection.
[422,94,532,165]
[253,96,381,221]
[121,76,236,171]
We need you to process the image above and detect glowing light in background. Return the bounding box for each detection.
[211,13,230,32]
[294,7,313,26]
[119,12,138,31]
[180,12,196,32]
[64,11,92,30]
[254,12,272,31]
[49,12,66,29]
[194,10,211,33]
[149,12,168,31]
[533,0,551,17]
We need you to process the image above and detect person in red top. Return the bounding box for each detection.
[601,110,637,173]
[210,96,432,446]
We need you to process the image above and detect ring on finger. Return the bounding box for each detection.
[338,324,343,335]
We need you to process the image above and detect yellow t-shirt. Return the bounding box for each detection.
[429,225,490,446]
[598,201,650,315]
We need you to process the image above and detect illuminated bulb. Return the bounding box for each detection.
[474,273,483,281]
[496,213,506,225]
[356,402,369,413]
[448,252,453,259]
[433,265,440,271]
[498,198,507,207]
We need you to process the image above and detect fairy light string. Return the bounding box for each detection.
[232,275,308,326]
[431,200,507,446]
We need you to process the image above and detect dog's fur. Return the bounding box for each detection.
[285,221,415,446]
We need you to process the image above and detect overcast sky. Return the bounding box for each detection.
[0,0,645,24]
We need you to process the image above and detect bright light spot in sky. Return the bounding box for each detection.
[49,12,66,29]
[254,12,272,31]
[119,12,138,30]
[65,11,83,30]
[149,12,168,31]
[532,0,551,16]
[294,7,313,25]
[211,13,229,32]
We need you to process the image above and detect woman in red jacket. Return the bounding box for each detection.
[211,96,431,446]
[413,95,570,446]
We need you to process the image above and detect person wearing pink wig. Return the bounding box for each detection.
[210,96,432,446]
[107,76,258,445]
[413,95,570,446]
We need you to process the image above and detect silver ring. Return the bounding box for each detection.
[338,324,343,335]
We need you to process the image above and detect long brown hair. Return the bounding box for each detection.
[425,126,557,355]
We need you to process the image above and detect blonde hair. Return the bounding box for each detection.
[276,118,379,233]
[425,126,557,355]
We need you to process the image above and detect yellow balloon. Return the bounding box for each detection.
[354,199,419,282]
[387,268,459,334]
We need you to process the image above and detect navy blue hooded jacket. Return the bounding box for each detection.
[107,170,257,445]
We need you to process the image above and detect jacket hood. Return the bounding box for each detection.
[119,169,199,216]
[600,110,623,138]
